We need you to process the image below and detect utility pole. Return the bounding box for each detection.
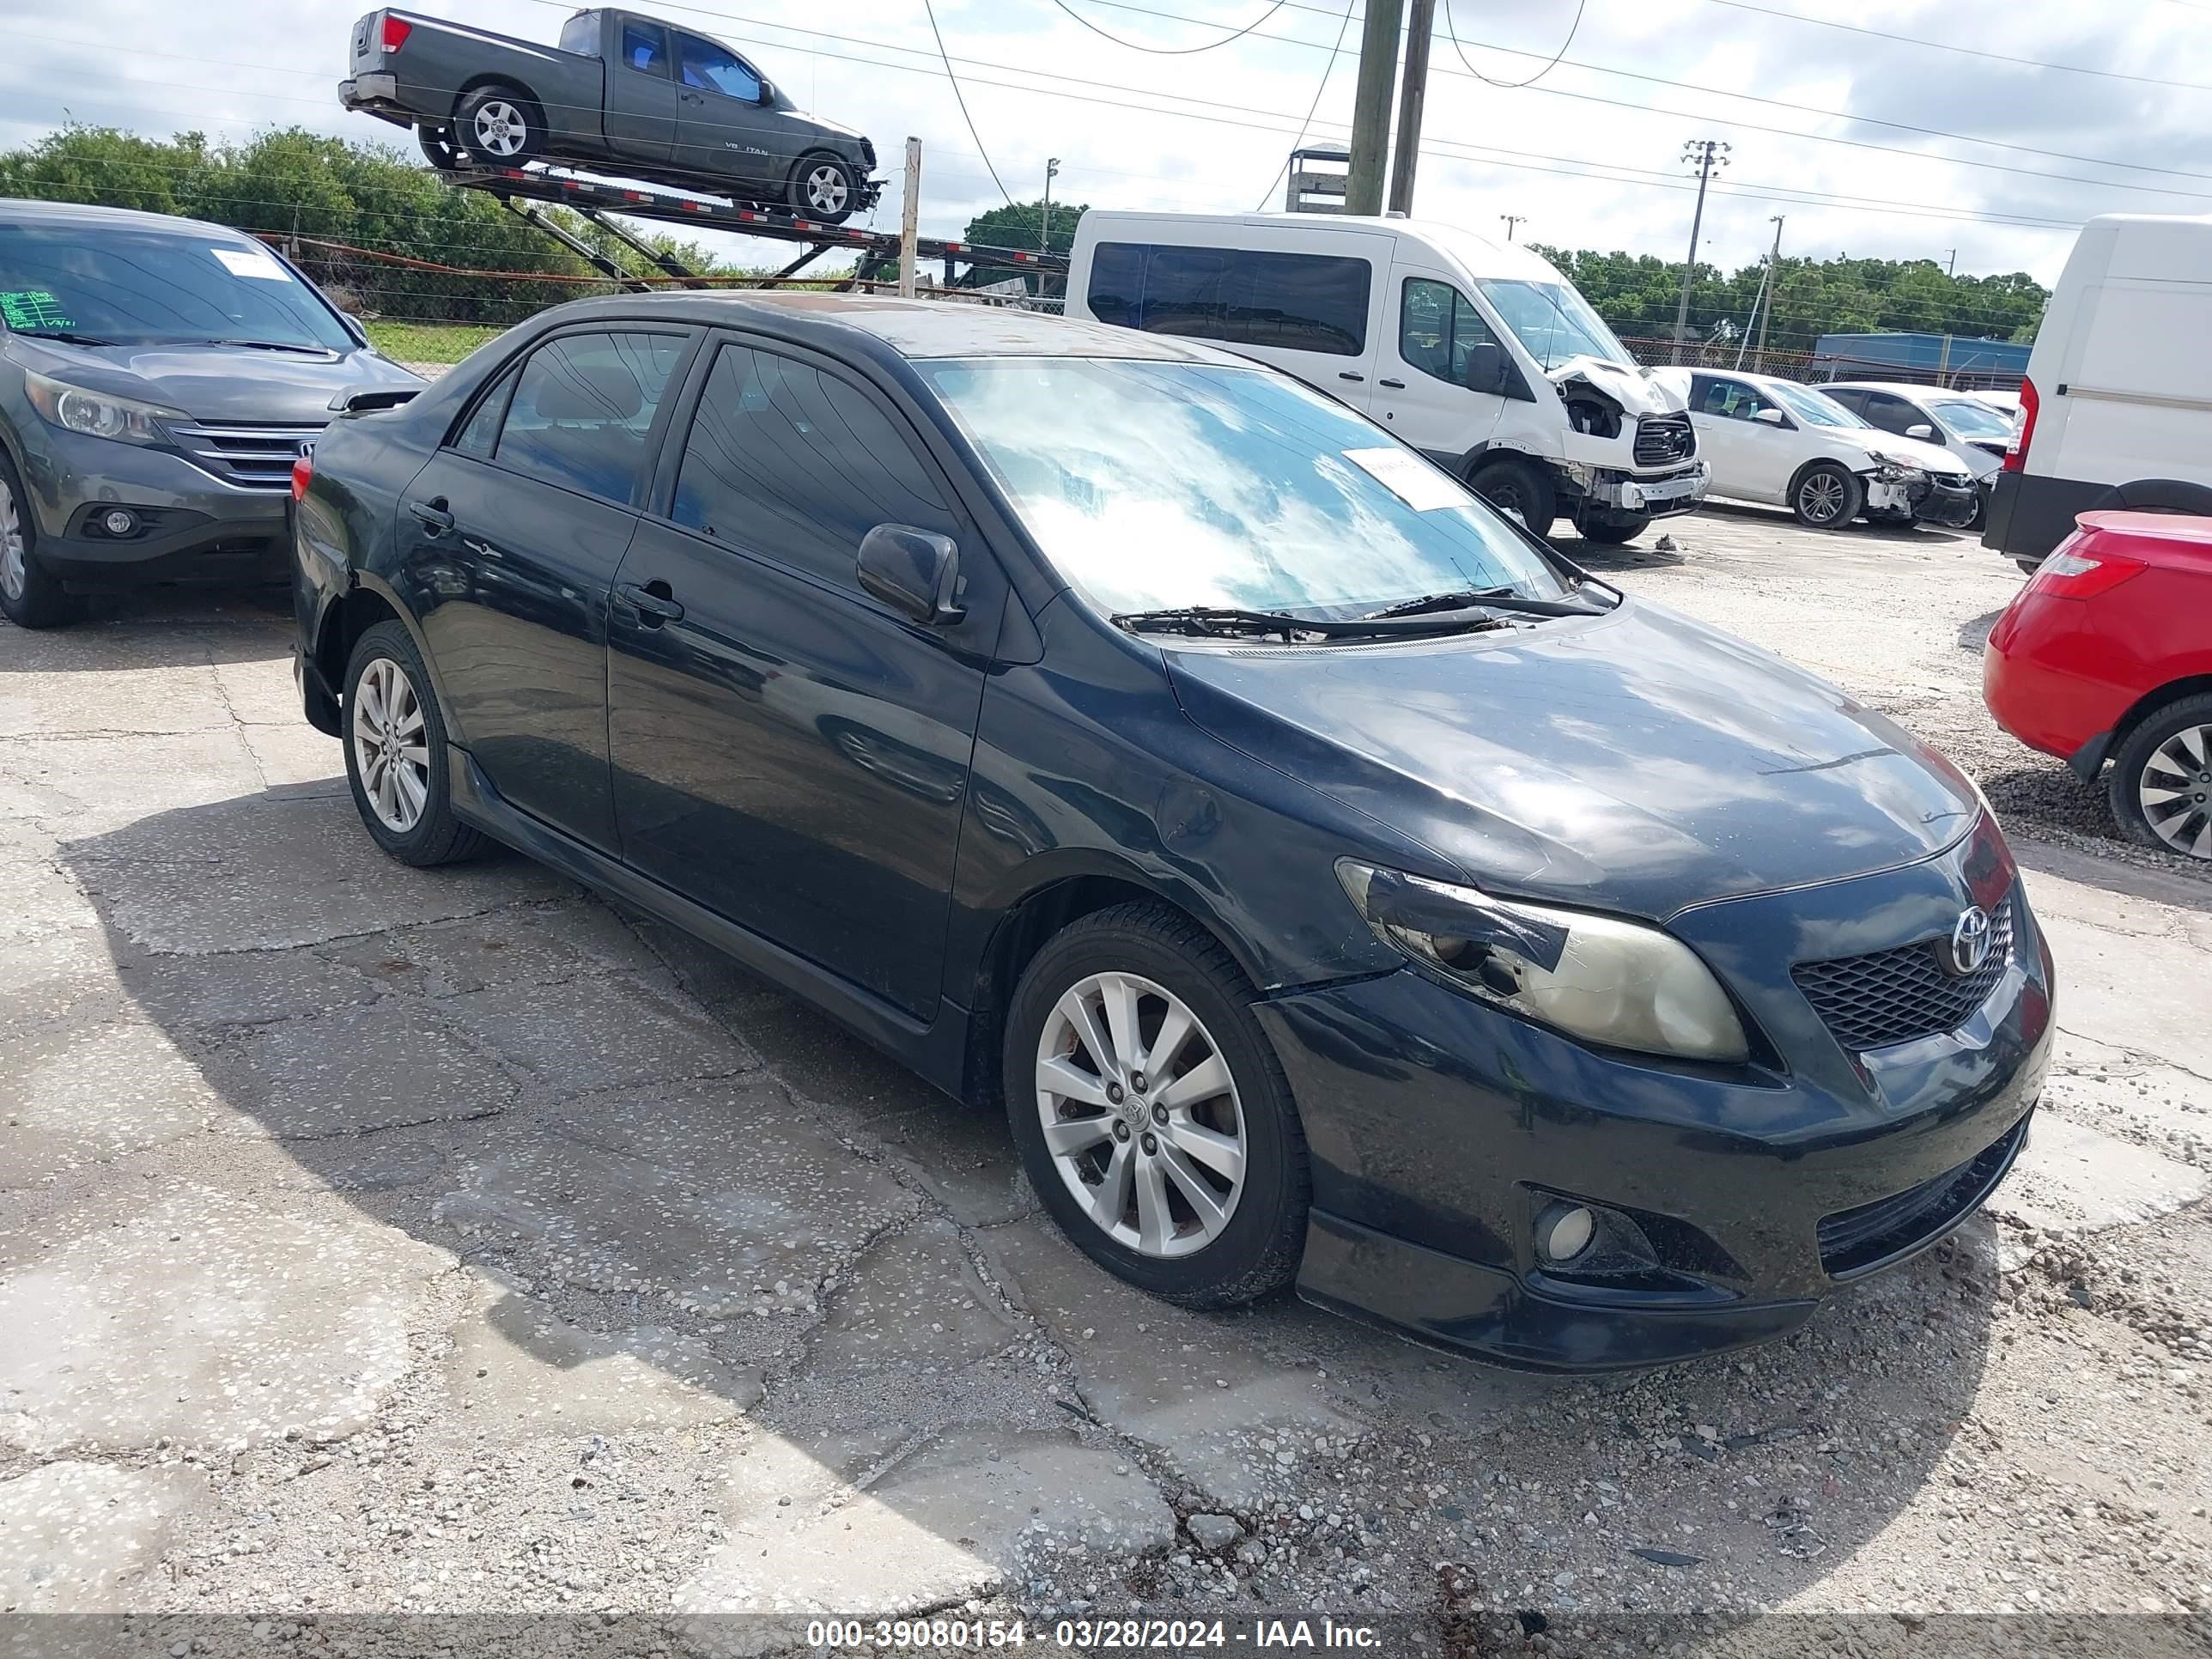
[897,137,921,298]
[1499,215,1525,242]
[1041,156,1060,253]
[1386,0,1434,216]
[1946,247,1958,276]
[1751,214,1783,373]
[1671,139,1729,363]
[1346,0,1403,217]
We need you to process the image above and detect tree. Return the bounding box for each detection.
[962,198,1088,290]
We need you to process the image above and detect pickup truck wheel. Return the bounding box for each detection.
[456,86,543,165]
[1468,455,1557,534]
[418,125,461,171]
[790,153,859,223]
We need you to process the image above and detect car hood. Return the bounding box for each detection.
[1831,428,1972,479]
[5,336,422,423]
[1547,354,1686,416]
[1164,599,1980,920]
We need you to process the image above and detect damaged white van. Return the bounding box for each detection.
[1066,211,1707,543]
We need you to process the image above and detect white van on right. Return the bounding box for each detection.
[1986,213,2212,569]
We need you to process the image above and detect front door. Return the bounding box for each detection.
[672,31,782,194]
[1370,270,1508,466]
[604,18,678,163]
[607,337,1000,1018]
[1687,374,1796,503]
[402,327,692,851]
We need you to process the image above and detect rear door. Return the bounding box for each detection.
[603,17,678,162]
[1370,270,1508,465]
[606,336,1000,1018]
[672,31,780,193]
[402,327,694,852]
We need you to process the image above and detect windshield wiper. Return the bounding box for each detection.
[172,338,337,356]
[1364,586,1607,621]
[9,330,123,347]
[1112,605,1510,642]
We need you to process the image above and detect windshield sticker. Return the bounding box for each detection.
[0,289,75,331]
[1342,447,1477,513]
[211,246,291,282]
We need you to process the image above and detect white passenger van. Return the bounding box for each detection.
[1986,213,2212,568]
[1066,211,1708,543]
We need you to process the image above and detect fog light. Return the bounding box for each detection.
[101,508,137,537]
[1537,1202,1595,1263]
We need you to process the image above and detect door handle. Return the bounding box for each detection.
[408,497,453,535]
[1378,378,1407,389]
[680,91,704,104]
[1338,371,1365,382]
[618,580,685,624]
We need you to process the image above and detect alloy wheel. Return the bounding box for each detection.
[1799,471,1848,525]
[2138,723,2212,859]
[471,102,528,158]
[0,477,24,605]
[352,656,432,834]
[802,163,850,216]
[1034,971,1247,1258]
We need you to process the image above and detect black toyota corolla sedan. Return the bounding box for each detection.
[291,294,2051,1370]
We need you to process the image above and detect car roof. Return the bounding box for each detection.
[534,290,1245,364]
[1821,381,1958,401]
[0,197,258,242]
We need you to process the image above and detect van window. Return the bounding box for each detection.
[1085,242,1370,356]
[1398,278,1500,386]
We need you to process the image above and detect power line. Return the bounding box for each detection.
[1253,0,1357,209]
[1440,0,1584,89]
[1045,0,1294,54]
[921,0,1014,204]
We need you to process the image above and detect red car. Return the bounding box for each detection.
[1984,510,2212,860]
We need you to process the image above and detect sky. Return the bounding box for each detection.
[5,0,2212,316]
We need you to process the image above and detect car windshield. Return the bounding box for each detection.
[918,358,1570,618]
[1931,398,2014,439]
[0,222,355,351]
[1767,380,1868,428]
[1472,277,1638,370]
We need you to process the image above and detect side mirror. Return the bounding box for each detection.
[1905,422,1936,441]
[857,524,965,625]
[1463,340,1510,396]
[757,78,774,104]
[1753,406,1786,426]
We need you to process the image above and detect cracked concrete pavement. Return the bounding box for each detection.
[3,514,2210,1655]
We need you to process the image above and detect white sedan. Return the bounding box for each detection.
[1653,368,1981,530]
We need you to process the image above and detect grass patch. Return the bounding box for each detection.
[364,321,502,364]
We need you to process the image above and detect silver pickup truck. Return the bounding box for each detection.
[339,7,881,222]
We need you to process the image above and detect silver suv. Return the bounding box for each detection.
[0,198,422,628]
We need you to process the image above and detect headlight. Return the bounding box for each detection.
[1867,453,1926,483]
[22,368,182,446]
[1336,860,1749,1062]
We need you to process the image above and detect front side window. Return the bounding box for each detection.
[0,223,355,351]
[1473,277,1635,371]
[1691,376,1777,422]
[1399,278,1499,387]
[621,22,669,76]
[495,331,684,505]
[672,343,955,586]
[1085,243,1370,357]
[678,33,761,100]
[921,357,1566,617]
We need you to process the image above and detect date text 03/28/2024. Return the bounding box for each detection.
[804,1618,1382,1650]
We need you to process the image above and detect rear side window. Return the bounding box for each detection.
[450,365,516,459]
[1086,241,1370,356]
[620,22,669,76]
[671,343,956,587]
[494,331,685,506]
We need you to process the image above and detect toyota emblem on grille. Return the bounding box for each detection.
[1946,906,1993,976]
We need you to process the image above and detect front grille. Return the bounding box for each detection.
[1792,895,2014,1052]
[165,420,325,491]
[1817,1115,2027,1277]
[1634,411,1695,466]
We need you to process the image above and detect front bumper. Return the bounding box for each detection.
[1914,475,1983,529]
[18,428,294,590]
[1586,460,1708,520]
[1262,821,2052,1370]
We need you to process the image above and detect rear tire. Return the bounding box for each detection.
[1791,462,1863,529]
[2108,693,2212,861]
[454,85,544,167]
[343,621,487,867]
[418,124,461,171]
[0,451,87,630]
[1004,903,1309,1309]
[788,152,860,223]
[1468,455,1558,534]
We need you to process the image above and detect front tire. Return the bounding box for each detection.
[343,621,486,867]
[1791,462,1863,529]
[1004,904,1309,1309]
[789,152,860,222]
[1575,513,1651,545]
[0,451,87,630]
[2108,693,2212,861]
[454,85,544,166]
[1468,455,1558,535]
